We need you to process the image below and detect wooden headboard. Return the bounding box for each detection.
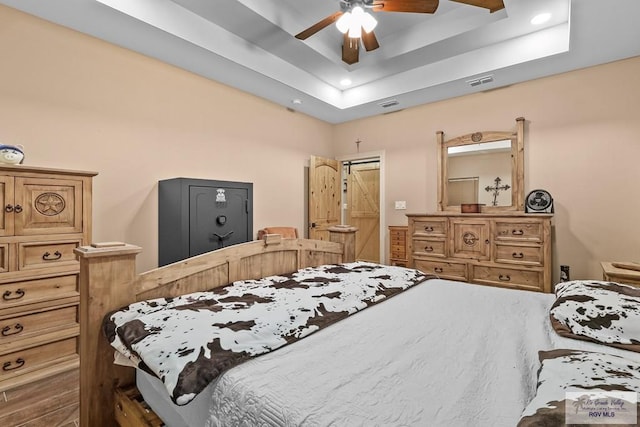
[74,226,357,426]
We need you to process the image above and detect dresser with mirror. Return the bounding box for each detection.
[408,117,553,293]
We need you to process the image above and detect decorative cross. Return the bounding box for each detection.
[485,177,511,206]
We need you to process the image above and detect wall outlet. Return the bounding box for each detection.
[395,201,407,210]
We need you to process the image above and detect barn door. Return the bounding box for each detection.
[308,155,340,240]
[346,162,380,262]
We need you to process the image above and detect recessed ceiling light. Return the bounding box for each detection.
[291,99,302,105]
[340,78,352,87]
[531,13,551,25]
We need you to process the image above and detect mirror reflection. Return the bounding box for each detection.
[446,140,513,207]
[437,117,525,212]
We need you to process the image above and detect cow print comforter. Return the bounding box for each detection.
[104,262,429,405]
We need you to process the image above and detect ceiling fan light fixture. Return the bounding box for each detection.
[336,6,377,38]
[361,12,378,33]
[336,11,352,33]
[348,19,361,38]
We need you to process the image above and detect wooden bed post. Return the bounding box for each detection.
[328,225,358,262]
[75,243,142,427]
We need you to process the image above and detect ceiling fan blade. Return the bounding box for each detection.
[295,11,343,40]
[342,34,359,65]
[362,30,380,52]
[372,0,439,14]
[449,0,505,12]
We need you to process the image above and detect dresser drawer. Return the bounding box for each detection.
[412,238,446,257]
[18,240,81,271]
[390,244,406,258]
[495,243,543,266]
[494,221,543,242]
[412,219,447,237]
[471,265,543,292]
[0,337,77,381]
[0,306,77,350]
[389,231,406,243]
[0,275,78,311]
[415,259,467,282]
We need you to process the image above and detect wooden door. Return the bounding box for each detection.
[346,162,380,262]
[308,156,340,241]
[14,177,82,236]
[450,218,491,261]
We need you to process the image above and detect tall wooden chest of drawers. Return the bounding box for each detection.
[407,213,552,293]
[0,165,95,424]
[388,226,408,267]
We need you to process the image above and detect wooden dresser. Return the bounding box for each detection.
[0,165,95,426]
[601,262,640,288]
[388,226,408,267]
[407,213,552,293]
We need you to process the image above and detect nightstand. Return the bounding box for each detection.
[601,262,640,287]
[389,226,408,267]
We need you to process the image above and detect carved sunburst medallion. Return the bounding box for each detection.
[462,232,478,246]
[471,132,483,142]
[35,193,66,216]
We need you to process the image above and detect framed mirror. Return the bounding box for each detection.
[437,117,524,212]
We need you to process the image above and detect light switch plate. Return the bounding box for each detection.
[395,201,407,210]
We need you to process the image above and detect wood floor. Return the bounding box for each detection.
[0,369,78,427]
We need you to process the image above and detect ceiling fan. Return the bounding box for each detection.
[295,0,506,65]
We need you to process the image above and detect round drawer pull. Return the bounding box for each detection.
[2,358,25,371]
[1,323,23,337]
[512,252,524,259]
[42,251,62,261]
[2,289,25,301]
[498,274,511,281]
[4,204,13,213]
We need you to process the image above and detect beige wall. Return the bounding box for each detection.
[0,6,333,271]
[333,56,640,282]
[2,5,639,283]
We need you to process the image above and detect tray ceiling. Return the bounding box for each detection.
[2,0,640,123]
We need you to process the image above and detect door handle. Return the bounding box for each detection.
[212,231,234,241]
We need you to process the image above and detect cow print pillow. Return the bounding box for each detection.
[550,280,640,353]
[518,349,640,427]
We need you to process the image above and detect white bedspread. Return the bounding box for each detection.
[137,279,640,427]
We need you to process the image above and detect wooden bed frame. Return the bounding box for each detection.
[74,226,357,427]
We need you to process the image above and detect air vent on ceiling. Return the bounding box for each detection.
[378,99,399,108]
[466,75,494,87]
